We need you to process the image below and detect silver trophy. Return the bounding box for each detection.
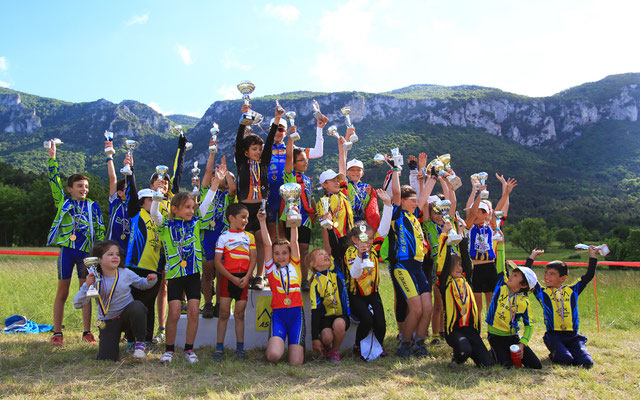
[471,173,481,190]
[260,199,267,215]
[312,99,322,119]
[209,123,219,154]
[358,225,374,269]
[237,81,264,126]
[340,107,358,143]
[434,200,462,245]
[285,111,300,141]
[477,172,489,199]
[43,138,63,148]
[437,154,462,190]
[119,140,139,175]
[279,183,302,227]
[320,197,334,229]
[373,154,390,167]
[391,148,404,167]
[493,210,504,242]
[574,243,610,256]
[84,257,101,298]
[191,162,201,196]
[172,125,193,151]
[153,165,169,200]
[327,125,352,151]
[104,131,115,156]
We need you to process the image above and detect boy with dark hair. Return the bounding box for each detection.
[235,104,278,290]
[212,202,256,361]
[45,140,106,346]
[526,247,598,368]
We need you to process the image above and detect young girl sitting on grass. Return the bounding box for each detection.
[73,240,157,361]
[257,204,305,365]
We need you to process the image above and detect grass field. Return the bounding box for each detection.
[1,250,640,399]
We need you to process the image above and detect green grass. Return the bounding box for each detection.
[1,254,640,399]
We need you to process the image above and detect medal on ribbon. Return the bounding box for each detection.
[96,269,119,326]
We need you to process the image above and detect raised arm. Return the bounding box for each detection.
[306,115,328,159]
[284,130,294,174]
[338,133,349,176]
[391,168,401,206]
[495,174,517,217]
[46,140,64,206]
[201,139,217,188]
[418,174,436,212]
[199,165,225,216]
[150,198,164,226]
[125,155,140,218]
[235,106,249,166]
[170,133,187,196]
[376,189,393,237]
[106,141,118,196]
[465,190,483,229]
[260,105,283,166]
[257,209,272,262]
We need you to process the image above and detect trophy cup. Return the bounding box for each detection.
[477,172,489,199]
[43,138,64,148]
[493,210,504,242]
[120,140,139,175]
[209,123,219,154]
[83,257,101,298]
[427,159,445,177]
[260,199,267,214]
[391,148,404,168]
[153,165,169,200]
[320,197,334,229]
[327,125,352,151]
[434,200,462,245]
[358,225,374,269]
[437,154,462,190]
[574,243,610,256]
[279,183,302,227]
[373,154,389,167]
[104,131,115,156]
[312,100,322,119]
[172,125,193,151]
[285,111,300,141]
[341,107,358,143]
[191,162,201,196]
[237,81,264,126]
[470,173,480,190]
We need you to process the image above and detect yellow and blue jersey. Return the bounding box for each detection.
[388,204,425,263]
[469,223,496,261]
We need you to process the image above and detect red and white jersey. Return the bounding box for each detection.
[265,256,303,309]
[215,230,255,273]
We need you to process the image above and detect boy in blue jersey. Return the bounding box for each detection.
[526,247,598,368]
[45,140,105,346]
[105,141,129,251]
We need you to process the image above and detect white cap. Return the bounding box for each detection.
[346,159,364,170]
[319,169,345,184]
[479,202,491,213]
[428,195,440,204]
[138,188,155,200]
[270,117,288,129]
[513,266,538,289]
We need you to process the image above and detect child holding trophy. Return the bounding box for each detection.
[73,240,157,361]
[526,247,599,368]
[150,170,221,364]
[104,134,130,251]
[45,139,106,346]
[257,205,305,366]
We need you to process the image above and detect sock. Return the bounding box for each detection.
[135,342,145,351]
[53,332,62,336]
[185,343,194,352]
[236,342,244,351]
[165,344,175,353]
[216,343,224,352]
[82,331,91,336]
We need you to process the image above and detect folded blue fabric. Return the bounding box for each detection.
[3,315,53,334]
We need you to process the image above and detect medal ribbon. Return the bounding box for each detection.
[323,273,338,307]
[279,266,290,296]
[249,160,261,199]
[71,200,86,238]
[97,269,119,318]
[453,278,468,314]
[553,287,567,329]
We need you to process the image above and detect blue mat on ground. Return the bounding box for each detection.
[2,315,53,334]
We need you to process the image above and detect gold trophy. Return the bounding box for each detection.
[434,200,462,245]
[209,123,219,154]
[83,257,101,298]
[285,111,300,141]
[119,140,139,176]
[320,197,334,229]
[477,172,489,199]
[427,159,445,177]
[104,131,115,156]
[437,154,462,190]
[280,183,302,227]
[153,165,169,200]
[312,100,322,119]
[237,81,264,125]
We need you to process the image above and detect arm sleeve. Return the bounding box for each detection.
[524,257,534,268]
[377,204,393,237]
[261,123,278,167]
[575,257,597,295]
[349,255,364,279]
[520,303,533,346]
[47,158,64,206]
[311,308,322,340]
[306,127,324,159]
[93,204,106,241]
[72,283,91,309]
[130,271,157,290]
[150,200,163,226]
[199,188,216,216]
[327,228,346,272]
[170,138,186,196]
[460,238,473,282]
[126,171,140,218]
[235,124,247,166]
[409,169,421,198]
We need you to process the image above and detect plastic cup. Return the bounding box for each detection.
[510,344,523,367]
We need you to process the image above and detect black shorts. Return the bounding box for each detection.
[284,226,311,245]
[167,273,201,302]
[318,315,350,337]
[241,201,262,232]
[423,256,434,288]
[219,272,248,301]
[471,261,497,293]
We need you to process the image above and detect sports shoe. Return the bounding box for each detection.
[212,350,224,362]
[201,302,215,319]
[430,336,442,346]
[133,344,146,360]
[153,327,165,344]
[235,349,247,361]
[160,351,174,363]
[380,347,388,357]
[50,334,63,346]
[301,279,311,292]
[327,351,341,363]
[411,341,432,358]
[184,350,199,364]
[396,342,412,358]
[82,332,97,345]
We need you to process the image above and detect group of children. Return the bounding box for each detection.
[48,101,600,369]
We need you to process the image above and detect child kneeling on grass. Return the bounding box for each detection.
[73,240,157,361]
[526,247,599,368]
[258,205,305,365]
[437,228,494,367]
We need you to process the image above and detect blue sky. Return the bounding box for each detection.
[1,0,638,117]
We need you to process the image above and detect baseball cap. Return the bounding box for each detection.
[512,265,538,289]
[319,169,346,184]
[346,159,364,170]
[428,195,440,204]
[270,117,288,129]
[137,188,156,200]
[479,202,491,213]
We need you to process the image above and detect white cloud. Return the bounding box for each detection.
[125,14,149,26]
[217,84,240,100]
[264,4,300,22]
[0,57,7,71]
[148,101,175,116]
[0,80,10,88]
[177,44,193,65]
[221,50,252,71]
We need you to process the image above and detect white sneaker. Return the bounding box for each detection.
[160,351,174,363]
[133,349,146,359]
[184,350,199,364]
